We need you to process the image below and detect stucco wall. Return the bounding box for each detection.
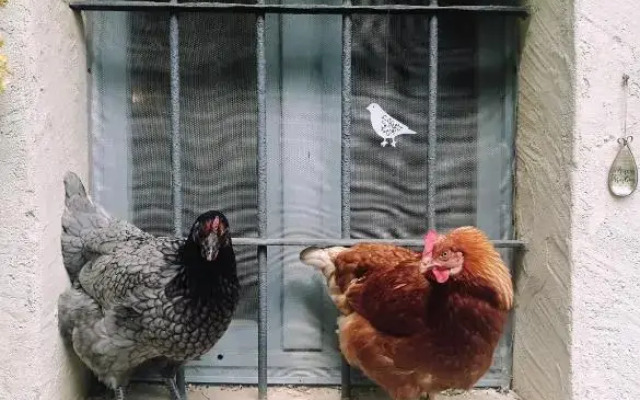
[516,0,640,399]
[512,1,574,400]
[0,1,88,399]
[572,0,640,399]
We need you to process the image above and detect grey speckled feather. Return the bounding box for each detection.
[58,172,240,393]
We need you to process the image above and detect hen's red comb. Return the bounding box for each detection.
[204,216,220,233]
[422,230,437,258]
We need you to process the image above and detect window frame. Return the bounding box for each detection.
[73,1,529,398]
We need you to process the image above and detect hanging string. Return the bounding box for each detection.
[622,74,630,139]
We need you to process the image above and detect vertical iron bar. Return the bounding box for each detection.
[501,16,517,390]
[427,0,438,230]
[256,2,268,399]
[169,2,186,397]
[170,10,182,237]
[340,0,352,398]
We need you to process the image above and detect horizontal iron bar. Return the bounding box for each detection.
[232,237,525,248]
[69,1,529,16]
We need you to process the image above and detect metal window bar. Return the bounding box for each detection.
[70,1,529,16]
[70,1,529,399]
[168,0,187,396]
[231,238,525,248]
[427,0,438,231]
[256,1,268,398]
[170,6,182,239]
[340,0,352,398]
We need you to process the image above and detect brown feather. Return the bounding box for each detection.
[301,226,514,400]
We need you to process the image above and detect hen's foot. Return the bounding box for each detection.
[165,377,185,400]
[114,387,126,400]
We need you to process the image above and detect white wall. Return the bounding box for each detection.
[0,1,89,399]
[573,1,640,399]
[515,0,640,399]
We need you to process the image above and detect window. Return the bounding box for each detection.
[77,0,526,395]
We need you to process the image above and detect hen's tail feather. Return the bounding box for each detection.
[58,288,102,344]
[61,172,153,282]
[300,246,351,314]
[61,171,110,282]
[299,246,347,273]
[64,171,93,212]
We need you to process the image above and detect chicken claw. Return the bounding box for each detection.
[114,387,126,400]
[165,377,184,400]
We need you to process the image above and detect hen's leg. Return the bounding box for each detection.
[114,387,125,400]
[164,377,183,400]
[391,138,397,147]
[176,368,187,398]
[381,139,388,147]
[161,363,186,400]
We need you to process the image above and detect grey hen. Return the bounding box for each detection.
[58,172,240,400]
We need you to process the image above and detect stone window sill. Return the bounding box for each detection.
[90,384,521,400]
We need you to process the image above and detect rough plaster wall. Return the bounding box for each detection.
[0,1,88,399]
[572,1,640,399]
[512,1,574,400]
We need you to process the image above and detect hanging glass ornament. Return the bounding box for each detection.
[608,136,638,196]
[608,74,638,197]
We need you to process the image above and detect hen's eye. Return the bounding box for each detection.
[440,251,449,259]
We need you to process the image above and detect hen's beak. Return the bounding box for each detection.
[421,259,455,284]
[420,256,448,274]
[419,256,433,274]
[205,249,218,262]
[419,230,439,274]
[201,231,222,262]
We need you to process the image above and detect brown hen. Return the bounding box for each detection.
[299,227,513,400]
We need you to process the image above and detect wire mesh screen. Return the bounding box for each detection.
[176,12,260,323]
[351,12,480,239]
[88,6,516,387]
[127,14,173,234]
